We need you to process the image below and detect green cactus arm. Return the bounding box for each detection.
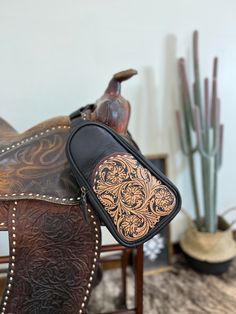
[193,30,204,127]
[176,111,197,155]
[178,58,195,129]
[211,58,218,127]
[217,124,224,169]
[193,105,220,158]
[204,78,210,129]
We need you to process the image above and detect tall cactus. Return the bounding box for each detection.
[176,31,224,233]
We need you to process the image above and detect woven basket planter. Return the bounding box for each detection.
[180,217,236,274]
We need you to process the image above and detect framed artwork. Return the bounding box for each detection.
[143,154,173,275]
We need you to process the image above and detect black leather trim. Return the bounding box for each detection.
[66,120,182,248]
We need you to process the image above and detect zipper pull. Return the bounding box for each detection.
[80,186,89,223]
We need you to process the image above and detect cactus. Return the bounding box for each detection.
[176,31,224,233]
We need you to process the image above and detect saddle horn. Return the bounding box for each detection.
[93,69,138,134]
[105,69,138,96]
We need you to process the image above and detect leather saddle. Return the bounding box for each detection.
[0,69,137,313]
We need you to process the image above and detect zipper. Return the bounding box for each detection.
[80,186,89,223]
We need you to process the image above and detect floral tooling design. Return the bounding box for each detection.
[93,154,176,241]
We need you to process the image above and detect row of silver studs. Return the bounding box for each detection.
[81,112,87,120]
[79,208,99,313]
[1,201,17,314]
[0,192,80,204]
[0,125,70,155]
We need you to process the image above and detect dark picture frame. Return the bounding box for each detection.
[143,154,173,275]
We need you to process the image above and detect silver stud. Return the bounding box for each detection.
[13,234,16,238]
[81,303,85,308]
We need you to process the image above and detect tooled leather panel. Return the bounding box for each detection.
[0,117,79,205]
[93,153,176,242]
[1,200,101,314]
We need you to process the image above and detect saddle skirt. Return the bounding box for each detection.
[0,115,102,313]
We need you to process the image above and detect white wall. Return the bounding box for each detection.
[0,0,236,249]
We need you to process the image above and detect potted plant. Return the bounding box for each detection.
[176,30,236,274]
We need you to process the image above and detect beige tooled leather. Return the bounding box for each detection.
[93,153,176,241]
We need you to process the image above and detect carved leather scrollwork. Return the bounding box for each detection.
[93,154,176,242]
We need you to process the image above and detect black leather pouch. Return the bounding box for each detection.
[66,120,181,248]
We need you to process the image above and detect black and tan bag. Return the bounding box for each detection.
[66,119,181,248]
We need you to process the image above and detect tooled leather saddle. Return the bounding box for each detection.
[0,70,137,313]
